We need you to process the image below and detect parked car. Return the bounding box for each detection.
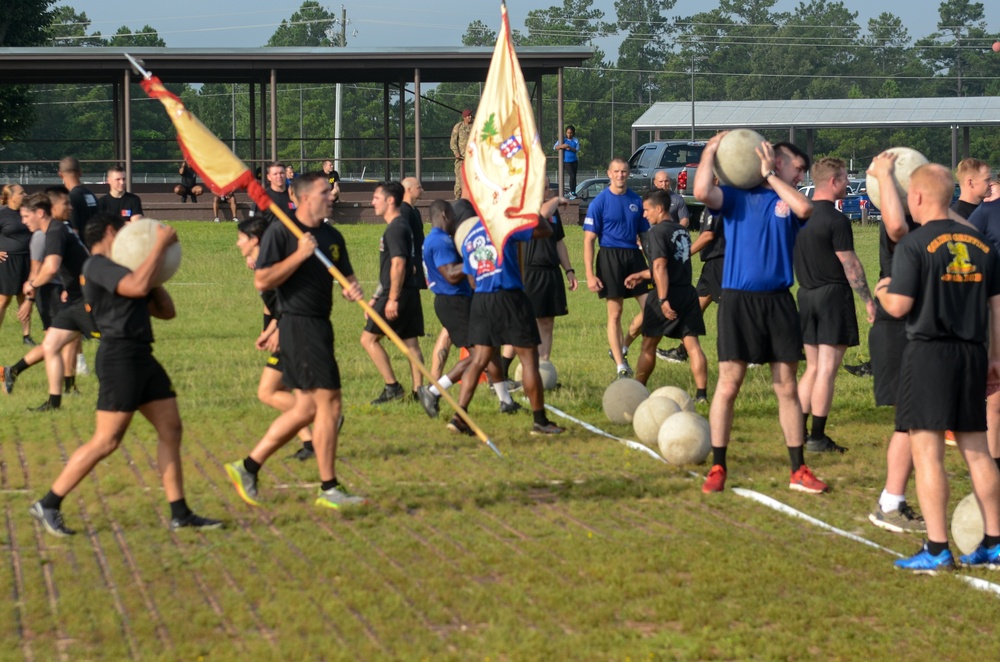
[567,177,610,224]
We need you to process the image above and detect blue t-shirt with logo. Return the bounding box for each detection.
[555,137,580,163]
[423,227,472,297]
[583,188,648,250]
[461,221,534,293]
[714,185,802,291]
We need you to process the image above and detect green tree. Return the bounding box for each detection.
[916,0,988,96]
[107,25,166,48]
[614,0,676,104]
[46,6,104,46]
[267,1,338,47]
[0,0,56,140]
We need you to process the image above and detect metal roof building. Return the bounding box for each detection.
[0,46,593,184]
[632,97,1000,166]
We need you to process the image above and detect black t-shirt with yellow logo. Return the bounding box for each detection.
[889,219,1000,342]
[256,216,353,319]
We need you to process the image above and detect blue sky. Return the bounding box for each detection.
[59,0,999,50]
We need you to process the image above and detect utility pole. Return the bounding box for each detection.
[333,6,347,175]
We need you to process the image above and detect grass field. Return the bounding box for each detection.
[2,220,999,660]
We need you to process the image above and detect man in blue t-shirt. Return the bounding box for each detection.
[416,200,512,418]
[554,125,580,193]
[694,133,827,496]
[450,215,564,436]
[583,158,651,379]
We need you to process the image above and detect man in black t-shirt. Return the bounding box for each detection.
[362,181,426,405]
[98,165,144,222]
[627,189,707,401]
[321,159,340,204]
[876,163,1000,573]
[28,215,222,537]
[951,158,992,220]
[400,177,428,290]
[523,189,578,362]
[865,151,927,535]
[174,160,204,203]
[225,172,366,511]
[251,162,294,221]
[794,157,876,454]
[658,196,726,364]
[57,156,98,236]
[0,193,97,409]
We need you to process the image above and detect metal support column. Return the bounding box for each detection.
[536,76,544,184]
[270,69,278,162]
[963,126,970,159]
[383,82,391,181]
[806,129,814,161]
[249,83,257,177]
[951,125,958,170]
[413,68,422,181]
[789,126,796,144]
[399,77,406,179]
[556,68,564,194]
[123,70,132,186]
[112,81,121,165]
[259,82,267,171]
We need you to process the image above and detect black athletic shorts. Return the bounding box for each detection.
[468,290,541,348]
[716,289,801,363]
[870,316,907,407]
[434,294,472,349]
[696,258,724,302]
[0,254,29,296]
[523,267,568,318]
[279,314,341,391]
[895,339,987,433]
[596,247,651,300]
[798,283,859,347]
[95,340,175,412]
[642,286,705,339]
[50,299,98,337]
[364,289,425,339]
[36,283,62,330]
[264,352,282,372]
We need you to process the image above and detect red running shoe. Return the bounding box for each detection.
[702,464,727,493]
[789,465,828,494]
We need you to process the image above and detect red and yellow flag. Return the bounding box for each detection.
[139,76,272,210]
[463,2,547,260]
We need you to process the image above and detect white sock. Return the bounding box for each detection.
[879,490,906,513]
[429,376,452,397]
[494,380,512,404]
[617,363,628,372]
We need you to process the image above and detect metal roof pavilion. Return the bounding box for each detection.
[632,97,1000,166]
[0,46,593,185]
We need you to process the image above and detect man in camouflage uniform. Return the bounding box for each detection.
[450,109,474,199]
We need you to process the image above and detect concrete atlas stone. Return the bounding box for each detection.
[865,146,928,216]
[714,129,767,189]
[602,378,649,425]
[513,359,558,390]
[951,492,984,556]
[110,218,181,287]
[632,396,681,447]
[657,411,711,465]
[650,385,696,412]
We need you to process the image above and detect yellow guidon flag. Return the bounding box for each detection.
[463,1,547,264]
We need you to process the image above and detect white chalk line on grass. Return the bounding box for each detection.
[546,403,1000,597]
[542,403,666,463]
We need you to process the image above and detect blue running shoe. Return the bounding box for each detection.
[959,542,1000,569]
[894,544,955,574]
